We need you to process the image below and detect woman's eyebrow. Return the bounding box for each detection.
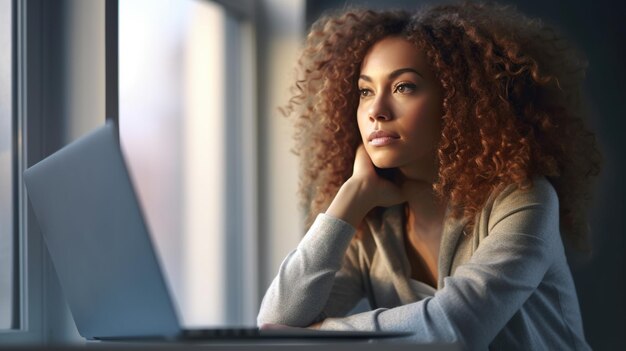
[389,68,424,79]
[359,68,424,82]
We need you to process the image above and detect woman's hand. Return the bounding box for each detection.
[326,145,406,228]
[352,144,406,208]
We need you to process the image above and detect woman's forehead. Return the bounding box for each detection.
[360,36,430,77]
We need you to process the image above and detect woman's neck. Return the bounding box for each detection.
[403,182,446,234]
[396,167,446,235]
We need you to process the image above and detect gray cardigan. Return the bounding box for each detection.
[257,177,591,350]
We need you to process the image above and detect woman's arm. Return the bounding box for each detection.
[257,146,405,327]
[256,212,363,327]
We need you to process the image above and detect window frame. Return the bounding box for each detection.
[1,0,49,342]
[0,0,17,333]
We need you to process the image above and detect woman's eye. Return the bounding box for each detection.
[394,82,417,94]
[359,88,372,98]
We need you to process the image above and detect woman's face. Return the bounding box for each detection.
[357,36,443,180]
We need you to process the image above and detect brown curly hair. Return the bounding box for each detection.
[284,1,602,250]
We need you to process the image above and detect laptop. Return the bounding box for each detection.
[22,121,412,342]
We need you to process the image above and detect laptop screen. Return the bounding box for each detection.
[23,122,181,339]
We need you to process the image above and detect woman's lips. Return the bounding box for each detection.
[370,136,399,146]
[368,130,400,146]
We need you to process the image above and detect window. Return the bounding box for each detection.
[119,0,257,327]
[1,0,258,344]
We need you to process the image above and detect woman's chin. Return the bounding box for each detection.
[367,149,405,169]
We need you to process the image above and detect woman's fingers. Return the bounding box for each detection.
[326,144,408,227]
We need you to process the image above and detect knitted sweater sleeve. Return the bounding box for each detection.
[257,213,365,327]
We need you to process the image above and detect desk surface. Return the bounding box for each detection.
[6,341,459,351]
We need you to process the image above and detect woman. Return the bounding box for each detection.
[257,2,600,349]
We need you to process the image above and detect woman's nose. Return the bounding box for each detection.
[368,98,392,122]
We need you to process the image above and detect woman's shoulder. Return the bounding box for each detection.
[483,176,560,239]
[490,175,558,215]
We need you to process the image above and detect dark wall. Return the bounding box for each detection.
[305,0,625,349]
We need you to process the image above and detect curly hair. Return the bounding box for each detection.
[284,1,602,250]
